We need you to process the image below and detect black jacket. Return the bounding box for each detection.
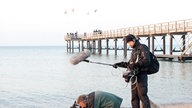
[129,40,151,73]
[119,40,151,74]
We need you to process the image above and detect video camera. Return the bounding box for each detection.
[122,68,138,83]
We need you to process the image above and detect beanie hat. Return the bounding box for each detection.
[126,34,136,43]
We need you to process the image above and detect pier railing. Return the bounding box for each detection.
[65,19,192,40]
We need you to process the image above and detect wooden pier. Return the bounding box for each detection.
[64,19,192,62]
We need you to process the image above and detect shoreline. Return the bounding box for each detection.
[150,100,192,108]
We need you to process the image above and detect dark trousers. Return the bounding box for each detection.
[131,73,151,108]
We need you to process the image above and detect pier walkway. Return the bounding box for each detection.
[64,19,192,62]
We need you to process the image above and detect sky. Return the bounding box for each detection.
[0,0,192,46]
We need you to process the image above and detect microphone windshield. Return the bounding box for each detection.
[70,49,91,65]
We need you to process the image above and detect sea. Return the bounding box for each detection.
[0,46,192,108]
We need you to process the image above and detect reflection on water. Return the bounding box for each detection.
[148,61,192,104]
[0,47,191,108]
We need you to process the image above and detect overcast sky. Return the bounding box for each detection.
[0,0,191,46]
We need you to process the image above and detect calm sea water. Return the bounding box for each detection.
[0,46,192,108]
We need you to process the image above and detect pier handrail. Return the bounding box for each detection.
[64,19,192,41]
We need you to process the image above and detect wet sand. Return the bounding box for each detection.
[150,101,192,108]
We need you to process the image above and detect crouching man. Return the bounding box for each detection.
[76,91,123,108]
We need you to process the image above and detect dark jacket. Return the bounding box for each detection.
[119,40,151,74]
[129,40,151,73]
[87,91,123,108]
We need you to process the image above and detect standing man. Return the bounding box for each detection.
[113,34,151,108]
[76,91,123,108]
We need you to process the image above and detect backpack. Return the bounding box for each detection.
[147,52,159,75]
[137,45,159,75]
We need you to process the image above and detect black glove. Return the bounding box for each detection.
[113,64,118,69]
[113,62,127,69]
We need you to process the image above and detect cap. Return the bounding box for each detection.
[126,34,136,43]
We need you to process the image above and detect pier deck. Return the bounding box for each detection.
[156,54,192,61]
[64,19,192,62]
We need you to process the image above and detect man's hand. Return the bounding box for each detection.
[113,64,118,69]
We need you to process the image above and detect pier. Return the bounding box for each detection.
[64,19,192,62]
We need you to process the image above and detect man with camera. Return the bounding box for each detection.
[113,34,151,108]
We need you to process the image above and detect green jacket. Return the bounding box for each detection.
[87,91,123,108]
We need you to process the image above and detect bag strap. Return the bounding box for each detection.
[135,48,140,63]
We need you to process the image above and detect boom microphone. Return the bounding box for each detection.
[70,49,91,65]
[83,59,113,66]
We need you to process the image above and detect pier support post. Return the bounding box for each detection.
[87,41,90,50]
[152,35,155,54]
[106,39,109,55]
[92,40,96,54]
[66,41,69,52]
[69,41,71,53]
[163,35,166,54]
[182,34,186,52]
[147,36,150,50]
[114,38,117,55]
[98,39,102,54]
[81,40,84,51]
[170,35,173,55]
[123,37,127,57]
[78,41,80,52]
[72,41,74,53]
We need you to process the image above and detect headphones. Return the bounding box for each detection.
[133,38,136,42]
